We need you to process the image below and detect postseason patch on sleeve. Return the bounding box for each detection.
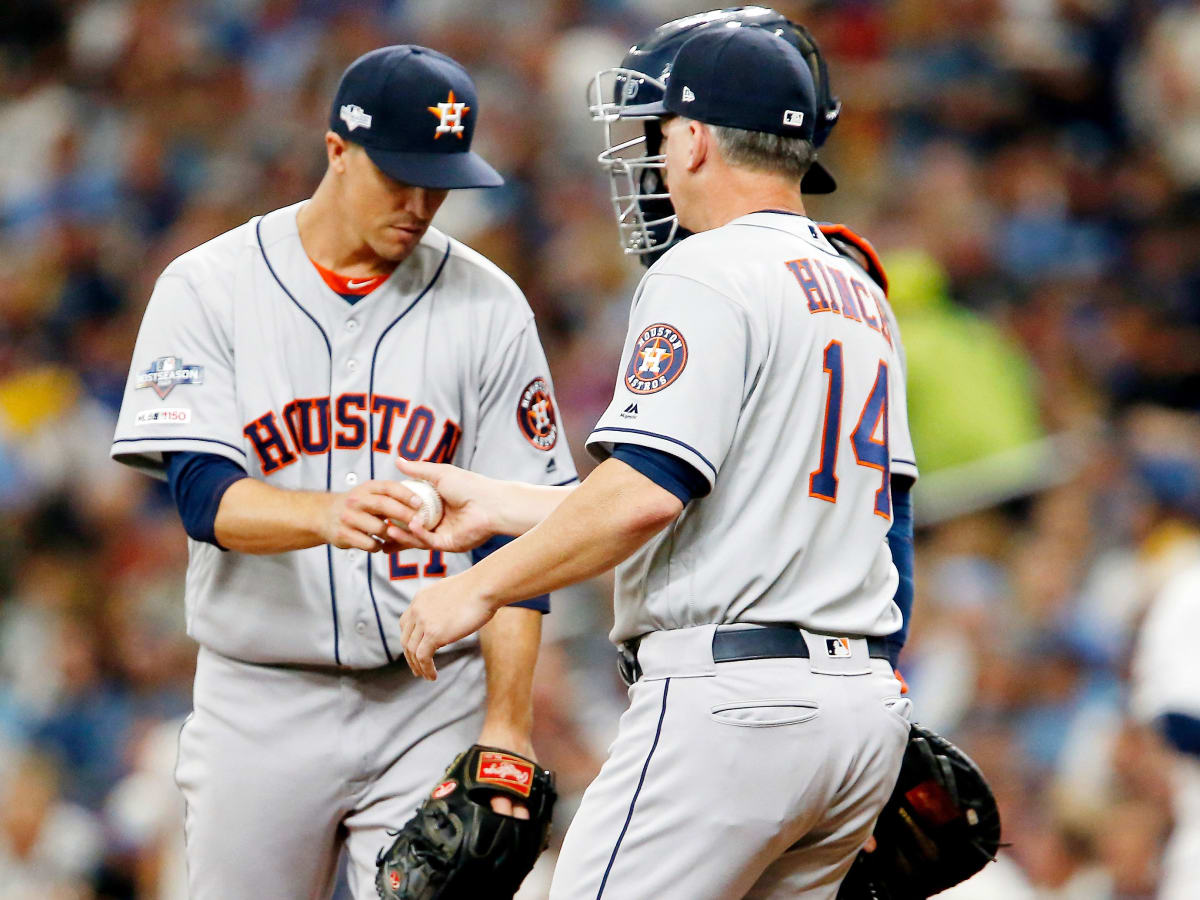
[625,323,687,394]
[136,355,204,399]
[516,377,558,451]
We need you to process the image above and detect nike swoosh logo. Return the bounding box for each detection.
[346,279,376,290]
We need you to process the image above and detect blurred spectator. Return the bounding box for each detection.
[0,751,104,900]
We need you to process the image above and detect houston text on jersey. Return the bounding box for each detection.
[243,394,462,474]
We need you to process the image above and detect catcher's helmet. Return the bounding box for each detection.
[587,6,842,262]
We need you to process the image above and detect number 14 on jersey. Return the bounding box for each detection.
[809,340,891,519]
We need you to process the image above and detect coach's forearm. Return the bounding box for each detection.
[477,606,542,757]
[213,478,331,553]
[472,459,681,606]
[488,481,577,536]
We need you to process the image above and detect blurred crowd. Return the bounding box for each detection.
[1,0,1199,897]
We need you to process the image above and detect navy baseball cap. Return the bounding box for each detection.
[329,45,503,190]
[619,25,817,142]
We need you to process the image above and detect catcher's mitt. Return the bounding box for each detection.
[376,745,556,900]
[838,723,1002,899]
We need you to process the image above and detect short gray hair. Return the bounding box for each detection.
[708,124,817,182]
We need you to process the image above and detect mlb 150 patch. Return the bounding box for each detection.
[517,377,558,450]
[135,408,192,426]
[625,323,687,394]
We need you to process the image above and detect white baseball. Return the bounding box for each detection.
[399,479,443,530]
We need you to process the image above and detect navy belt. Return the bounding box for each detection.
[617,626,891,685]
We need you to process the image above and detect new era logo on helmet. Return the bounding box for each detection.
[681,85,696,103]
[783,109,805,127]
[339,104,372,131]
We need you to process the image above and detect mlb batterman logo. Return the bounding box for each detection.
[826,637,852,658]
[517,377,558,451]
[427,90,470,139]
[625,323,687,394]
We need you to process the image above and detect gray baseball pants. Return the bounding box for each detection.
[175,646,485,899]
[550,625,910,899]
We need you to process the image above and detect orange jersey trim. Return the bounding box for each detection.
[308,257,387,296]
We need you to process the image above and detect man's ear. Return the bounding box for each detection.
[326,132,348,173]
[687,120,709,173]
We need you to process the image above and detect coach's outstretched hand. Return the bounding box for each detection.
[395,458,503,552]
[400,576,497,680]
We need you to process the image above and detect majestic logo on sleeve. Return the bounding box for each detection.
[136,356,203,399]
[427,90,469,139]
[517,378,558,451]
[624,323,687,394]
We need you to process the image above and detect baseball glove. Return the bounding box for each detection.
[376,745,556,900]
[837,723,1002,899]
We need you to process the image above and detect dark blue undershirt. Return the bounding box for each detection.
[164,452,247,549]
[884,478,915,667]
[611,443,709,504]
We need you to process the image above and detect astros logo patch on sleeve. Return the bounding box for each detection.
[517,377,558,450]
[625,323,687,394]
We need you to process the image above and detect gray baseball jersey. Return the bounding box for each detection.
[111,201,576,668]
[587,211,917,644]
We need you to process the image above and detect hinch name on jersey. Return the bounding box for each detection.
[243,394,462,475]
[784,258,893,347]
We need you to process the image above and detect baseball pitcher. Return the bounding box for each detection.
[111,46,571,899]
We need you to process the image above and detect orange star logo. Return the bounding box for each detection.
[427,90,470,140]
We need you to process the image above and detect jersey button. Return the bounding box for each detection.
[346,319,359,332]
[347,359,359,372]
[355,621,368,635]
[345,472,359,485]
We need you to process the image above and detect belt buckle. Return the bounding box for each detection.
[617,643,642,686]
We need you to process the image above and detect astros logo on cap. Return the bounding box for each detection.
[625,323,687,394]
[427,90,470,139]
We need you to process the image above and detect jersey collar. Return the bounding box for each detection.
[732,210,839,256]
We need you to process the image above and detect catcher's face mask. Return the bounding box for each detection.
[587,67,678,257]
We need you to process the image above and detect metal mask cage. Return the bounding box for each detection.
[587,67,679,256]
